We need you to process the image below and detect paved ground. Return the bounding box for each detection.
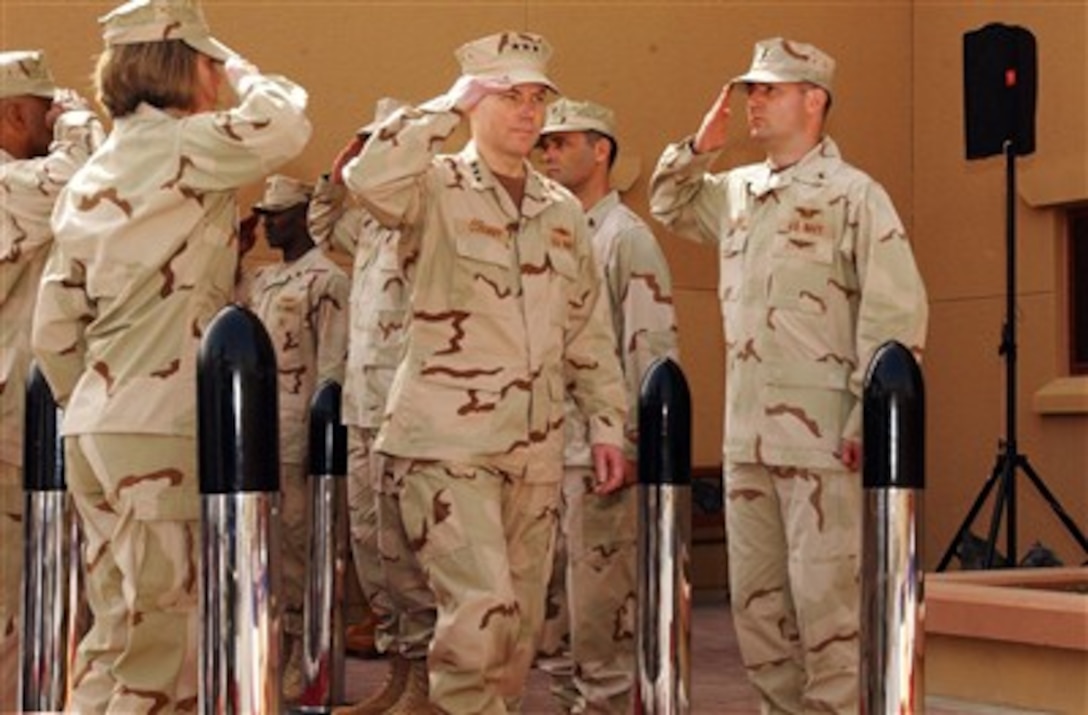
[341,596,1055,714]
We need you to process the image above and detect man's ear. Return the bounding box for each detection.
[0,99,23,130]
[805,86,829,117]
[592,135,610,165]
[0,100,30,150]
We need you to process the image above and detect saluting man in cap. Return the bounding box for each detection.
[238,173,349,703]
[650,38,928,713]
[0,48,103,712]
[537,98,678,714]
[31,1,311,711]
[342,31,628,714]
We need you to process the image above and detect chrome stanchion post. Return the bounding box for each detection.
[19,363,79,712]
[197,305,282,714]
[636,357,692,714]
[296,380,348,712]
[860,340,926,715]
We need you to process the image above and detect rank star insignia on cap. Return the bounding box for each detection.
[0,50,56,100]
[732,37,835,96]
[253,174,314,213]
[540,98,617,140]
[455,31,558,92]
[99,0,237,62]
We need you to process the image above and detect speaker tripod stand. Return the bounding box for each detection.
[937,141,1088,571]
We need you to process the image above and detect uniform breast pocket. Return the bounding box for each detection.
[452,234,517,315]
[545,245,580,326]
[768,232,835,315]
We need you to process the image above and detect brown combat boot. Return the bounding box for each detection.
[344,608,380,658]
[330,655,411,715]
[386,659,435,714]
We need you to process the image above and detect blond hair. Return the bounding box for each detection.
[94,40,201,118]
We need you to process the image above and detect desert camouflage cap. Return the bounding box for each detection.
[540,98,617,140]
[455,31,557,92]
[100,0,237,63]
[732,37,835,96]
[0,50,56,100]
[253,174,313,213]
[357,96,409,137]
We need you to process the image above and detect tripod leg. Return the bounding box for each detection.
[1017,455,1088,555]
[984,457,1012,568]
[936,454,1004,571]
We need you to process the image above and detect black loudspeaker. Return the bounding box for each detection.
[963,23,1037,159]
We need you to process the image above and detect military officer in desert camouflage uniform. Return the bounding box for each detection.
[311,99,440,715]
[650,38,928,714]
[0,49,103,713]
[239,173,349,701]
[343,32,628,714]
[537,98,678,714]
[31,1,311,711]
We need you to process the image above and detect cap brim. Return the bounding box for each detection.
[731,70,796,86]
[1,82,57,101]
[185,35,237,63]
[492,69,559,94]
[731,71,833,96]
[539,120,614,139]
[253,200,308,214]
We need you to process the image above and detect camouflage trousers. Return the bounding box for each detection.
[725,461,861,715]
[281,460,308,637]
[0,463,21,713]
[388,442,562,714]
[373,440,435,660]
[538,466,637,714]
[65,434,200,714]
[348,426,433,656]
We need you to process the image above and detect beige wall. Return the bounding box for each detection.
[3,1,1083,569]
[913,2,1088,569]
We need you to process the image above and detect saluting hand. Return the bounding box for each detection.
[592,444,627,495]
[331,135,366,185]
[446,74,513,114]
[45,88,90,129]
[693,83,735,155]
[224,56,259,90]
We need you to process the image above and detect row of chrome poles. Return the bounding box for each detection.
[19,304,924,714]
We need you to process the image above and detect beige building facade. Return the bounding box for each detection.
[3,0,1084,570]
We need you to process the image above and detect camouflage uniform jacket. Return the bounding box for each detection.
[650,136,928,469]
[308,176,413,429]
[33,73,312,437]
[563,190,678,467]
[343,100,627,464]
[240,245,349,463]
[0,110,103,466]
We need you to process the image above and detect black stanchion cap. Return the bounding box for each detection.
[197,304,280,494]
[638,357,692,486]
[23,362,64,492]
[308,380,347,478]
[863,340,925,490]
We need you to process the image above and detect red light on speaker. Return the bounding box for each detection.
[1006,68,1017,87]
